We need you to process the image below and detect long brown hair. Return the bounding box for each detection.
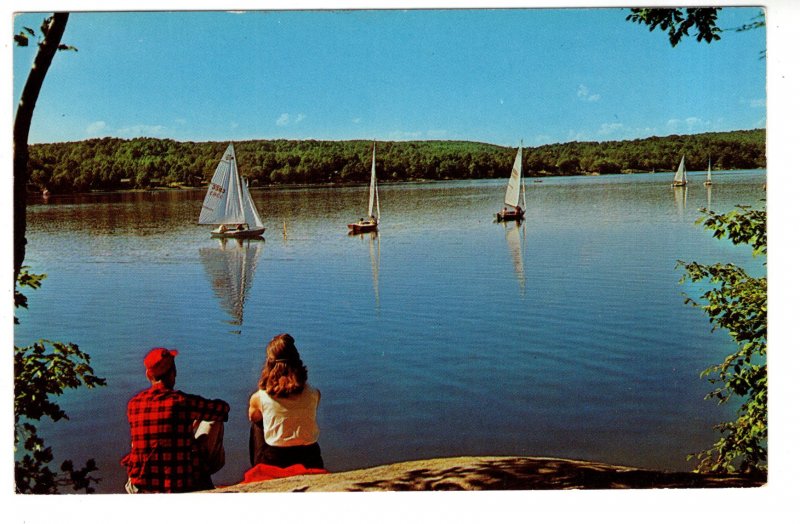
[258,333,308,397]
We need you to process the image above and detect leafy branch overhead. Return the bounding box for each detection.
[14,17,77,51]
[626,8,722,46]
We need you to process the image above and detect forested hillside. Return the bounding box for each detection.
[27,129,765,193]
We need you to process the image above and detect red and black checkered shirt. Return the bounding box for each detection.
[121,382,229,493]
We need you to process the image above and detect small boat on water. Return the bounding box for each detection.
[497,143,526,221]
[198,144,265,239]
[704,157,713,186]
[348,143,380,234]
[671,155,688,187]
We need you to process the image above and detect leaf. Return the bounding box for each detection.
[14,33,29,46]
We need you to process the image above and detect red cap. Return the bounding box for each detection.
[144,347,178,377]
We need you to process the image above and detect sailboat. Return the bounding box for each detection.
[704,157,713,186]
[496,143,526,221]
[348,143,380,233]
[199,144,265,238]
[671,155,688,187]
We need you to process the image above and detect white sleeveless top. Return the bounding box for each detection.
[258,385,320,447]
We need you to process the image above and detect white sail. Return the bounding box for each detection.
[374,182,381,221]
[673,155,687,185]
[367,144,379,220]
[241,179,264,229]
[199,144,246,225]
[706,157,712,183]
[504,146,524,208]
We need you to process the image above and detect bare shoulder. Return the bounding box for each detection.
[248,390,263,422]
[249,390,262,406]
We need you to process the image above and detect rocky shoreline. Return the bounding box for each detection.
[212,456,764,493]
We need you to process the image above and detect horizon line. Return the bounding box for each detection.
[30,127,766,149]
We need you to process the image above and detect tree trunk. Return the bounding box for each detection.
[13,13,69,283]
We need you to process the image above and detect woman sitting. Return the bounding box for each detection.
[248,333,324,469]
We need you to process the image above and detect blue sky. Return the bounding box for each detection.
[11,6,766,147]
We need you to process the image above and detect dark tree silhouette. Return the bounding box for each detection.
[14,13,69,283]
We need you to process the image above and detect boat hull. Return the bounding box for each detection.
[671,182,687,187]
[348,221,378,233]
[211,227,265,239]
[496,210,525,222]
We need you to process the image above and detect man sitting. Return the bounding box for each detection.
[121,348,230,493]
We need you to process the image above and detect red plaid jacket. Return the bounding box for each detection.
[121,383,229,492]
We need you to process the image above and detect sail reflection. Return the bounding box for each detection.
[705,184,712,212]
[502,220,526,294]
[673,186,687,218]
[199,237,264,329]
[350,230,380,309]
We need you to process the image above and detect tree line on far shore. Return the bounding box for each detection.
[27,128,765,194]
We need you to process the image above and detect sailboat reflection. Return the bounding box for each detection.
[199,237,264,331]
[502,220,526,294]
[673,185,687,219]
[350,230,381,309]
[705,184,712,212]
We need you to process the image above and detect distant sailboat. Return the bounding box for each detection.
[199,144,265,238]
[671,155,688,187]
[199,238,264,329]
[704,157,713,186]
[497,143,526,221]
[348,143,380,233]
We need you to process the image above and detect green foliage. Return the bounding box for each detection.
[14,270,107,493]
[679,206,767,477]
[14,267,45,324]
[26,129,766,194]
[626,8,722,46]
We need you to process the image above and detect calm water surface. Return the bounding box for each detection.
[16,170,766,493]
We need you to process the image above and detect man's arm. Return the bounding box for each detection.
[185,392,230,422]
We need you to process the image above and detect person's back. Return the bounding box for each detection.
[257,385,320,447]
[122,348,229,493]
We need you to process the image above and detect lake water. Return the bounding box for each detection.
[15,169,766,493]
